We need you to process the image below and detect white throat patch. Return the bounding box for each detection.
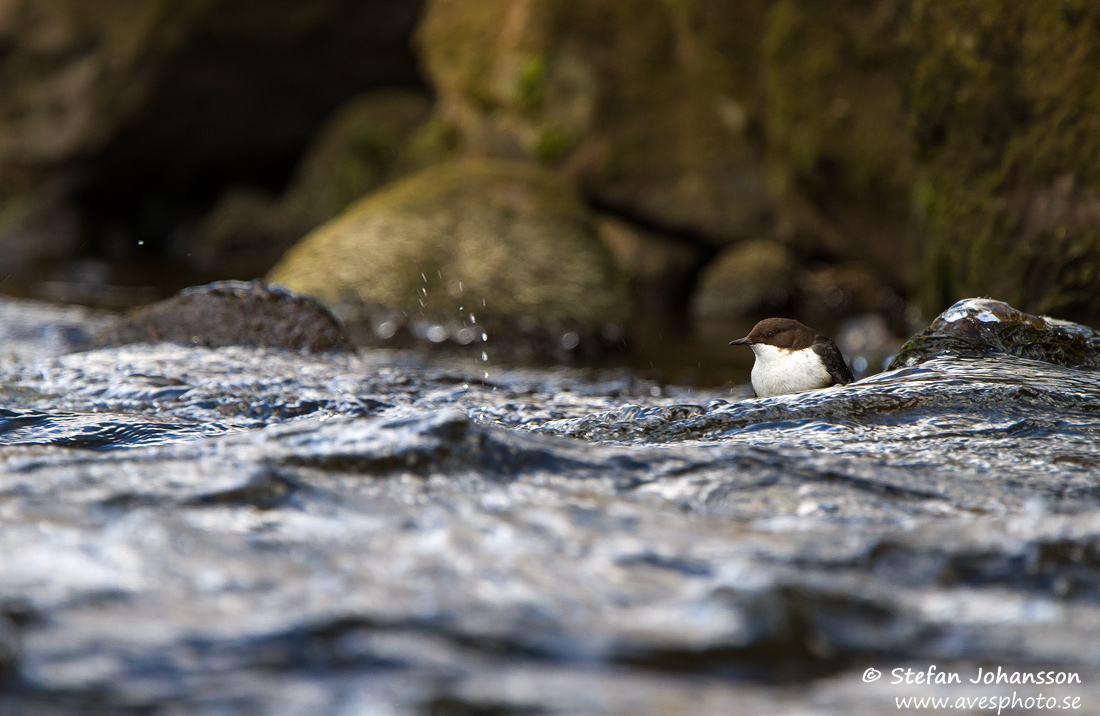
[749,344,833,398]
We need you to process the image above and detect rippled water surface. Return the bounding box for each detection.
[2,299,1100,715]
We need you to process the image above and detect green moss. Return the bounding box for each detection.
[534,124,576,165]
[910,0,1100,322]
[761,0,914,289]
[284,91,435,221]
[517,54,548,110]
[401,114,459,169]
[317,127,397,215]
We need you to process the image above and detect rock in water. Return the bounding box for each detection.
[269,158,631,359]
[888,298,1100,370]
[98,280,354,353]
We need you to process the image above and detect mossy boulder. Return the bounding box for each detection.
[281,91,437,223]
[762,0,915,291]
[911,0,1100,322]
[269,159,631,353]
[889,298,1100,370]
[691,239,796,318]
[416,0,773,244]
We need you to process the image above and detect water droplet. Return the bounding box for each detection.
[482,298,486,306]
[374,320,397,339]
[458,281,463,292]
[481,351,488,361]
[480,332,488,342]
[469,314,476,324]
[483,371,489,380]
[426,325,448,343]
[437,269,442,279]
[421,273,427,282]
[560,331,580,350]
[420,287,427,296]
[137,240,145,246]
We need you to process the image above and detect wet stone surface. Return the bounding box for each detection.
[97,280,355,354]
[889,298,1100,370]
[1,297,1100,714]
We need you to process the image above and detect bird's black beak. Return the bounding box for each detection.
[729,337,752,346]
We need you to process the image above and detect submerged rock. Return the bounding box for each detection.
[98,280,354,353]
[888,298,1100,370]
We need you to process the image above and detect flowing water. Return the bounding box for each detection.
[1,297,1099,715]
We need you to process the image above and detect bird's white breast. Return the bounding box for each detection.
[749,344,833,398]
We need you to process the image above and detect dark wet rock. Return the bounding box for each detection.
[888,298,1100,370]
[97,280,354,353]
[270,158,631,360]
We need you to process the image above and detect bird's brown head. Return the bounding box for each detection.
[729,318,822,351]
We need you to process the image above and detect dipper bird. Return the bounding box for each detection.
[729,318,854,398]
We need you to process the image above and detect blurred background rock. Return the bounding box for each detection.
[2,0,1097,385]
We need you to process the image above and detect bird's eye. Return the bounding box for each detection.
[766,331,774,338]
